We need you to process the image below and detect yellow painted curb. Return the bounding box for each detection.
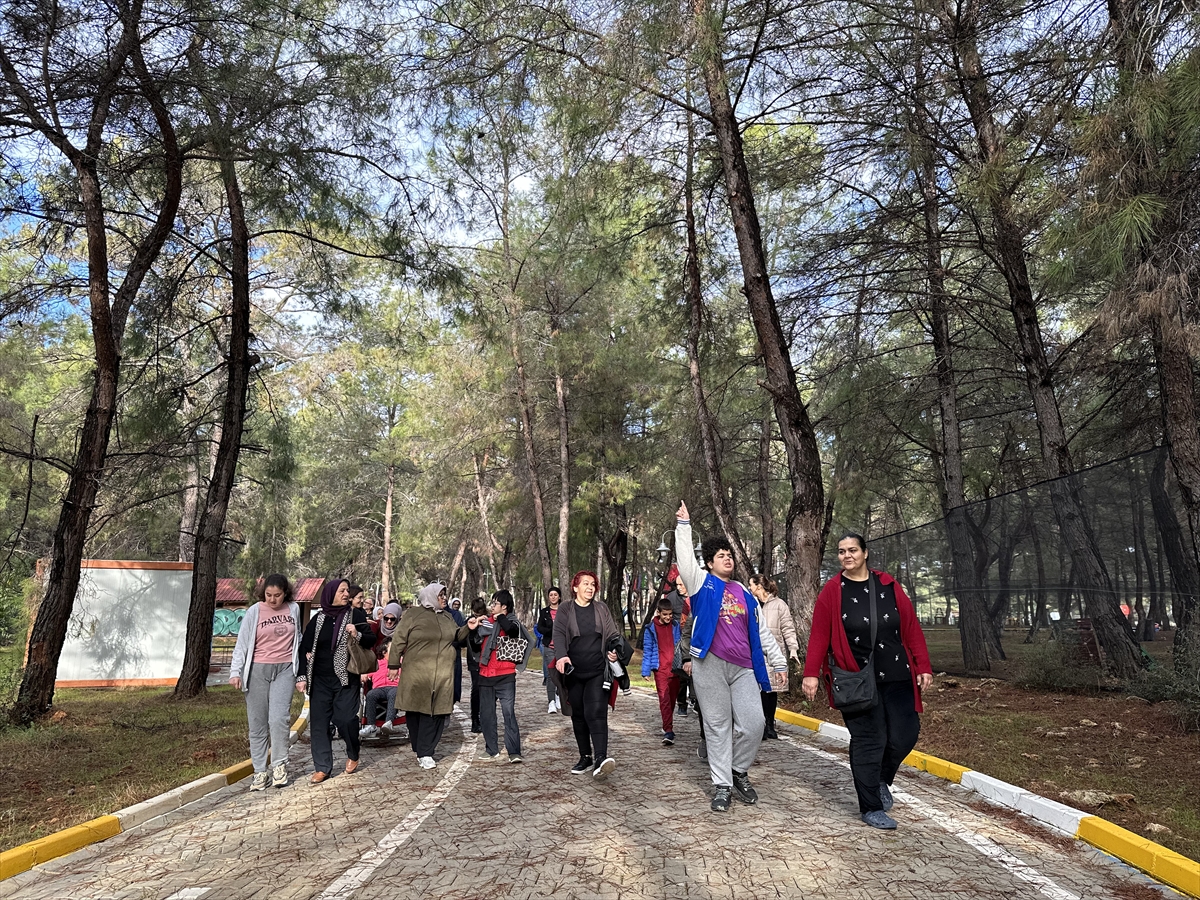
[0,816,121,880]
[1078,817,1200,898]
[774,708,822,731]
[222,760,254,784]
[902,750,968,784]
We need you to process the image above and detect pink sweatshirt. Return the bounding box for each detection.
[369,658,399,689]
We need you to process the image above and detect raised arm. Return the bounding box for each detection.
[673,501,706,597]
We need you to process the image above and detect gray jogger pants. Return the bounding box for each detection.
[245,661,295,773]
[691,653,765,786]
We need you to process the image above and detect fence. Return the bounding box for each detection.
[841,448,1185,632]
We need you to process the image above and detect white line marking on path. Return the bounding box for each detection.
[165,889,211,900]
[779,736,1080,900]
[314,709,477,900]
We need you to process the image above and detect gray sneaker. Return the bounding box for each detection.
[271,763,288,788]
[862,810,898,830]
[249,772,269,792]
[697,738,707,760]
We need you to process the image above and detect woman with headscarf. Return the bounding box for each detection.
[298,578,376,783]
[387,582,472,769]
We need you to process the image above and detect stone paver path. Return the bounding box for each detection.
[4,671,1171,900]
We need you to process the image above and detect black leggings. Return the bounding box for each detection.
[842,680,921,813]
[761,690,778,728]
[566,671,609,761]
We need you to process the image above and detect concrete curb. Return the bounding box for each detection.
[774,707,1199,898]
[0,704,309,882]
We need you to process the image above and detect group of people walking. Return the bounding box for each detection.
[227,502,933,830]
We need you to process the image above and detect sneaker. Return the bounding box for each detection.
[418,756,437,769]
[548,700,557,714]
[711,786,732,812]
[477,752,501,762]
[879,783,894,812]
[593,757,616,779]
[359,724,379,739]
[662,731,675,746]
[509,755,523,764]
[677,704,688,718]
[731,770,758,805]
[697,738,707,760]
[249,771,269,792]
[763,724,779,740]
[554,696,561,712]
[379,722,394,736]
[570,756,594,775]
[272,762,288,788]
[862,810,898,830]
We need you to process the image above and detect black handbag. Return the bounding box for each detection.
[827,574,880,714]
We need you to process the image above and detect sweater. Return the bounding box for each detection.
[802,570,932,712]
[228,601,302,691]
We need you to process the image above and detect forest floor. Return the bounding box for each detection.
[0,628,1196,862]
[779,626,1200,861]
[0,643,303,853]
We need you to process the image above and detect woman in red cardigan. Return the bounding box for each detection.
[801,533,934,830]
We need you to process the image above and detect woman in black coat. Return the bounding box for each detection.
[298,578,376,783]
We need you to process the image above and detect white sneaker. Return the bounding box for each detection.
[418,756,437,769]
[379,722,394,736]
[249,772,269,792]
[359,724,379,739]
[554,696,561,711]
[271,762,288,788]
[548,700,557,714]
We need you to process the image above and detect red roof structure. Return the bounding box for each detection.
[214,576,326,608]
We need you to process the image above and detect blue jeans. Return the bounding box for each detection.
[479,676,521,757]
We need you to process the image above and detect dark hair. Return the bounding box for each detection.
[838,532,868,552]
[571,570,600,593]
[471,597,487,616]
[701,535,734,567]
[257,574,293,603]
[547,585,562,599]
[656,597,674,611]
[491,589,514,614]
[346,584,364,599]
[749,573,778,595]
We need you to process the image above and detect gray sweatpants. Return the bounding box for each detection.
[691,653,765,787]
[245,661,294,773]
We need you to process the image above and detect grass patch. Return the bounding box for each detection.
[0,684,303,852]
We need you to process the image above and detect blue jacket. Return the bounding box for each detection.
[641,620,682,676]
[688,573,772,692]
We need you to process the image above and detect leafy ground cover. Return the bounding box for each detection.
[780,626,1200,860]
[0,672,302,853]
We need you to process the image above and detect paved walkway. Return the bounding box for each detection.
[4,671,1171,900]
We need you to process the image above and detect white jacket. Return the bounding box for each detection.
[228,601,302,691]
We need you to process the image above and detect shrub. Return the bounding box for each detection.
[1127,664,1200,733]
[1014,639,1105,693]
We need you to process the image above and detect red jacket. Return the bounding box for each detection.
[802,570,932,713]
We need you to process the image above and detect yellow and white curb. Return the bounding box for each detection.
[776,708,1200,898]
[0,703,309,882]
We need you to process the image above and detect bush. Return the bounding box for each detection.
[1127,664,1200,733]
[1014,639,1105,693]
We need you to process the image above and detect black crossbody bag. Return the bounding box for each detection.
[827,573,880,715]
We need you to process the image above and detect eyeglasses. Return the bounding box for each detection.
[383,616,398,623]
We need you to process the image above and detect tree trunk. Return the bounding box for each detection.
[601,506,629,628]
[175,151,255,699]
[473,449,499,580]
[757,409,775,574]
[446,537,467,602]
[1149,446,1200,675]
[913,64,995,670]
[692,0,826,630]
[381,462,395,603]
[554,364,571,592]
[940,0,1142,676]
[682,112,754,577]
[508,321,555,591]
[8,18,183,723]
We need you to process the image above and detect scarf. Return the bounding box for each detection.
[319,579,350,650]
[417,582,445,611]
[379,602,402,637]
